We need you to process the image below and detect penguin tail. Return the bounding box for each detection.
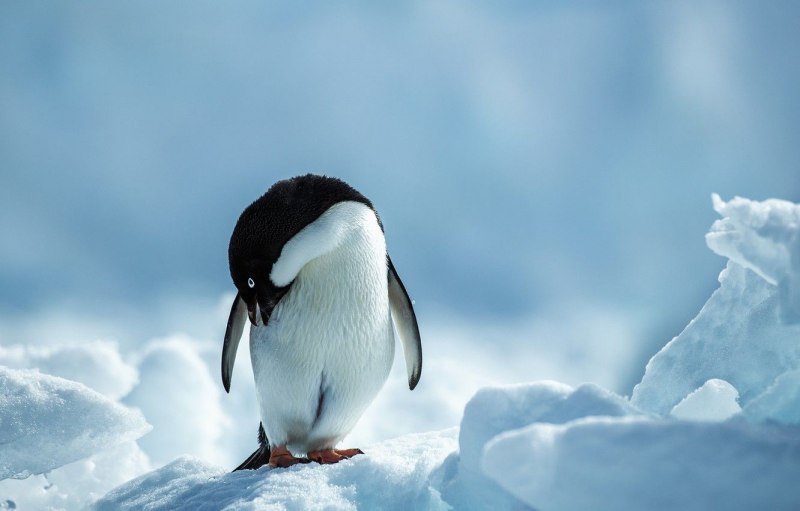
[233,422,271,471]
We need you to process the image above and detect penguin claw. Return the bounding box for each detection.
[307,448,364,464]
[268,445,310,468]
[307,449,343,464]
[335,448,365,459]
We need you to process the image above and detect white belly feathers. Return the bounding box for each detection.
[248,201,394,453]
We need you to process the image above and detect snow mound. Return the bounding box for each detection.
[483,416,800,511]
[632,195,800,421]
[92,429,457,511]
[0,366,151,480]
[435,381,644,510]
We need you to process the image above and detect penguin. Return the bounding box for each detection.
[221,174,422,469]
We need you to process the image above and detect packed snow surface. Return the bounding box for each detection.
[93,429,457,511]
[3,194,800,510]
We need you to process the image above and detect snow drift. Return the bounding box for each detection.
[0,365,151,509]
[0,366,149,481]
[3,194,800,510]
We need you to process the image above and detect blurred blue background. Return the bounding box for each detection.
[1,0,799,395]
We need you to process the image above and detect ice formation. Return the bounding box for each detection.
[632,195,800,422]
[669,378,741,421]
[707,194,800,322]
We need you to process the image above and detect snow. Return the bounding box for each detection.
[93,430,457,511]
[483,417,800,511]
[4,194,800,510]
[0,366,150,480]
[436,381,643,510]
[0,442,150,511]
[669,378,741,421]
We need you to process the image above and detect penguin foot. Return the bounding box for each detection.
[307,448,364,464]
[269,445,310,468]
[335,448,365,458]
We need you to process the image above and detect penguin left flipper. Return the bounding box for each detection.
[222,293,248,393]
[387,257,422,390]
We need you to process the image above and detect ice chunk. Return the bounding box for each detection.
[632,262,800,415]
[670,378,741,421]
[633,195,800,419]
[707,193,800,323]
[93,429,457,511]
[0,340,138,400]
[0,367,151,480]
[743,369,800,425]
[483,416,800,511]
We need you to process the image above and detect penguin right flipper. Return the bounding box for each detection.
[222,293,248,393]
[387,257,422,390]
[233,422,271,471]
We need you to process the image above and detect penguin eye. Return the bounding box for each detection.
[247,277,255,289]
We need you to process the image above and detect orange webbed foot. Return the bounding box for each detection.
[269,445,310,468]
[334,448,364,458]
[307,448,364,464]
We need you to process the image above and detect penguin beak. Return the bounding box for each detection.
[246,301,260,327]
[257,296,273,326]
[245,295,274,327]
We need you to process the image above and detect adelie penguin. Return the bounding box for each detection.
[222,174,422,469]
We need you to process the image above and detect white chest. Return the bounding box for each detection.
[248,202,395,450]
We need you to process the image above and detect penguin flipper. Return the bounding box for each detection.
[222,292,248,393]
[387,256,422,390]
[233,422,271,471]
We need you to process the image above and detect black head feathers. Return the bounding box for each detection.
[228,174,380,289]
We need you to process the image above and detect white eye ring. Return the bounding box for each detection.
[247,277,255,289]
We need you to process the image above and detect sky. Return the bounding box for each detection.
[1,0,800,398]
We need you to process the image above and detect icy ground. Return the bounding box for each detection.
[3,194,800,511]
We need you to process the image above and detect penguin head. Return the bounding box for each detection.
[228,253,284,327]
[228,174,378,326]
